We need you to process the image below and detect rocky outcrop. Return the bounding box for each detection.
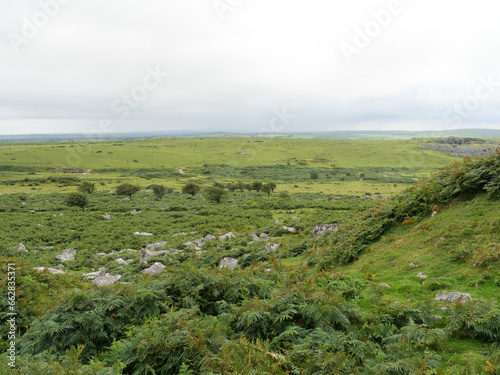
[435,292,473,303]
[265,243,280,251]
[146,241,168,250]
[219,232,235,241]
[93,273,121,286]
[311,224,341,237]
[55,248,75,262]
[33,267,65,275]
[140,248,182,264]
[219,257,238,270]
[142,262,166,275]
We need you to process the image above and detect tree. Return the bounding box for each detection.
[78,181,96,194]
[235,181,246,192]
[151,185,171,200]
[251,182,263,192]
[116,183,141,198]
[65,193,88,211]
[182,182,201,196]
[204,186,228,204]
[262,184,273,197]
[267,182,277,192]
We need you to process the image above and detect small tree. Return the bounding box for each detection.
[267,182,277,192]
[262,184,273,197]
[151,184,171,200]
[204,186,228,204]
[310,171,319,180]
[116,183,141,198]
[65,193,88,211]
[235,181,246,192]
[182,182,201,196]
[251,182,263,192]
[78,182,96,194]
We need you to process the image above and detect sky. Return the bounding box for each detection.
[0,0,500,136]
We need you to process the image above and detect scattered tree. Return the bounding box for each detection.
[310,171,319,180]
[204,186,228,204]
[267,182,277,192]
[251,182,263,192]
[65,193,88,211]
[78,182,96,194]
[182,182,201,196]
[235,182,246,192]
[262,184,273,197]
[116,183,141,198]
[151,184,172,200]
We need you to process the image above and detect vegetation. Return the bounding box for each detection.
[0,137,499,374]
[115,183,141,198]
[65,193,88,211]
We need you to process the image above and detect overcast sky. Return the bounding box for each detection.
[1,0,500,135]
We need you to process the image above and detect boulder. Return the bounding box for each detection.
[93,273,121,286]
[172,232,186,237]
[282,226,296,233]
[115,258,130,265]
[259,233,270,241]
[204,235,216,241]
[265,243,280,251]
[133,232,153,236]
[140,248,157,264]
[219,257,238,270]
[311,224,341,237]
[146,241,168,250]
[33,267,65,275]
[250,232,260,242]
[13,243,28,252]
[83,267,107,279]
[55,248,75,262]
[416,272,428,279]
[142,262,166,275]
[184,241,201,250]
[102,214,113,219]
[435,292,472,303]
[274,220,281,226]
[131,209,141,214]
[219,232,235,241]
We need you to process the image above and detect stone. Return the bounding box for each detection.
[250,232,260,241]
[119,249,138,253]
[96,252,107,257]
[219,232,235,241]
[259,233,270,241]
[204,235,216,241]
[83,267,107,279]
[311,224,341,237]
[416,272,428,279]
[282,226,296,233]
[409,262,418,267]
[142,262,166,275]
[184,241,201,250]
[115,258,129,265]
[286,210,295,213]
[140,248,157,264]
[292,217,299,221]
[30,210,36,214]
[379,283,391,288]
[131,209,141,214]
[55,248,75,262]
[435,292,472,303]
[274,220,281,226]
[146,241,168,250]
[133,232,153,236]
[33,267,65,275]
[219,257,238,270]
[102,214,113,219]
[93,273,121,286]
[13,243,28,252]
[172,232,187,237]
[265,243,280,251]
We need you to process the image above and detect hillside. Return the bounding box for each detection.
[0,144,499,374]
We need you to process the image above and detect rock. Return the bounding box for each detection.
[140,248,157,264]
[292,217,299,221]
[282,226,296,233]
[102,214,113,219]
[146,241,168,250]
[142,262,166,275]
[12,243,28,252]
[131,209,141,214]
[115,258,129,265]
[416,272,428,279]
[259,233,270,241]
[204,235,216,241]
[184,241,201,250]
[286,210,295,213]
[274,220,281,226]
[30,210,36,214]
[219,257,238,270]
[434,237,445,247]
[133,232,153,236]
[250,232,260,241]
[435,292,472,303]
[409,262,418,267]
[379,283,391,288]
[219,232,235,241]
[83,267,107,279]
[93,273,121,286]
[265,243,280,251]
[96,252,107,257]
[228,197,235,203]
[59,213,64,216]
[119,249,138,253]
[172,232,186,237]
[37,223,43,227]
[312,224,341,237]
[156,249,183,256]
[55,248,75,262]
[33,267,65,275]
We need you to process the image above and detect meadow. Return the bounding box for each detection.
[0,137,499,374]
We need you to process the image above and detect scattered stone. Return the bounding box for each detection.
[274,220,281,226]
[219,257,238,270]
[435,292,472,303]
[55,248,75,262]
[282,226,296,233]
[250,232,260,242]
[59,213,64,216]
[33,267,65,275]
[265,243,280,251]
[83,267,107,279]
[93,273,121,286]
[259,233,270,241]
[131,209,141,215]
[286,210,295,213]
[379,283,391,288]
[142,262,166,275]
[102,214,113,219]
[140,248,157,264]
[219,232,235,241]
[146,241,168,250]
[172,232,187,237]
[37,223,43,227]
[96,253,107,257]
[11,243,28,252]
[133,232,153,236]
[311,224,341,237]
[21,202,27,205]
[115,258,130,265]
[409,262,418,267]
[119,249,138,253]
[416,272,428,279]
[228,197,235,203]
[292,217,299,221]
[441,307,448,312]
[432,315,443,320]
[30,210,36,214]
[204,235,216,241]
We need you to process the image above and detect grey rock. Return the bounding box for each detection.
[286,210,295,213]
[93,273,121,286]
[312,224,341,237]
[282,226,296,233]
[133,232,153,236]
[115,258,130,265]
[416,272,428,279]
[119,249,138,253]
[292,217,299,221]
[146,241,168,250]
[204,235,216,241]
[55,248,75,262]
[83,267,107,279]
[96,252,107,257]
[274,220,281,226]
[259,233,270,241]
[33,267,65,275]
[183,241,201,250]
[140,248,157,264]
[250,232,260,241]
[102,214,113,219]
[435,292,473,303]
[131,209,141,214]
[172,232,187,237]
[409,262,418,267]
[265,243,280,251]
[142,262,166,275]
[379,283,391,288]
[219,257,238,270]
[12,243,28,252]
[219,232,235,241]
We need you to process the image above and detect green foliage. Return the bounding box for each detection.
[150,184,172,200]
[115,183,141,198]
[204,186,228,204]
[78,182,96,194]
[65,193,89,211]
[182,182,201,196]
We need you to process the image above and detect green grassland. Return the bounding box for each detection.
[0,138,499,374]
